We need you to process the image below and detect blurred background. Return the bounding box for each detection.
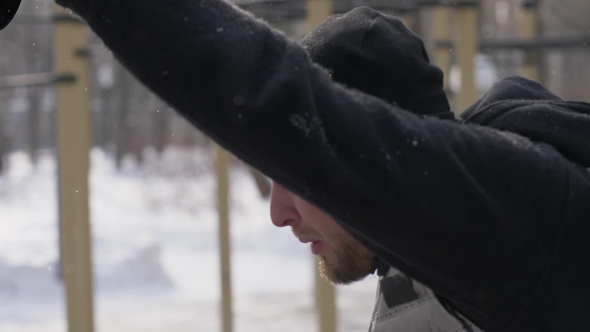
[1,0,589,331]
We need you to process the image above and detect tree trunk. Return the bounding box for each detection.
[114,63,132,169]
[28,87,41,166]
[153,106,171,155]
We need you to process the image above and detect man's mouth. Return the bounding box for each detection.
[310,241,324,255]
[298,238,319,244]
[297,238,324,255]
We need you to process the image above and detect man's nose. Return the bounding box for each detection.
[270,183,300,228]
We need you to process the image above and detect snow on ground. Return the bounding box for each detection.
[0,148,377,332]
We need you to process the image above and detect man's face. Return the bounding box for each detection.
[270,183,374,285]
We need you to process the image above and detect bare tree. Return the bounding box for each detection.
[113,61,133,168]
[153,106,171,155]
[27,87,41,165]
[0,107,8,174]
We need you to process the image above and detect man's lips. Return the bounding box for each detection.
[298,238,321,244]
[298,238,324,255]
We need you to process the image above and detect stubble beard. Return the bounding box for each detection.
[318,233,374,286]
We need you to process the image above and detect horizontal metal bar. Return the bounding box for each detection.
[236,0,479,19]
[53,13,85,24]
[417,0,479,7]
[480,36,590,51]
[8,13,85,25]
[8,1,478,26]
[0,73,76,89]
[435,35,590,51]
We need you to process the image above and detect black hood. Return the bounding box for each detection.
[301,6,453,119]
[461,76,590,168]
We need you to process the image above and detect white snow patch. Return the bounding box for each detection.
[0,147,377,332]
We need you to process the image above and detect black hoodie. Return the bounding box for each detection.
[55,0,590,331]
[299,8,453,119]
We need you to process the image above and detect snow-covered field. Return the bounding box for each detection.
[0,148,377,332]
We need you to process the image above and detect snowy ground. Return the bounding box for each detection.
[0,148,378,332]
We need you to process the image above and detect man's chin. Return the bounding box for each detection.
[318,257,370,286]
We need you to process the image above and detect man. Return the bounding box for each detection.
[271,183,480,332]
[271,183,374,285]
[271,10,481,331]
[50,0,590,331]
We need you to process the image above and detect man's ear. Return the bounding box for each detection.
[0,0,21,30]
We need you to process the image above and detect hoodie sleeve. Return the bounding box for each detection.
[57,0,590,330]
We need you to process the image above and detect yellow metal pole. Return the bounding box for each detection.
[398,11,413,32]
[433,6,452,109]
[315,256,336,332]
[54,5,95,332]
[305,0,332,33]
[249,167,271,198]
[306,1,336,331]
[456,4,478,111]
[215,144,233,332]
[519,3,540,81]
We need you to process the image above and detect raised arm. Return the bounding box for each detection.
[56,0,590,330]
